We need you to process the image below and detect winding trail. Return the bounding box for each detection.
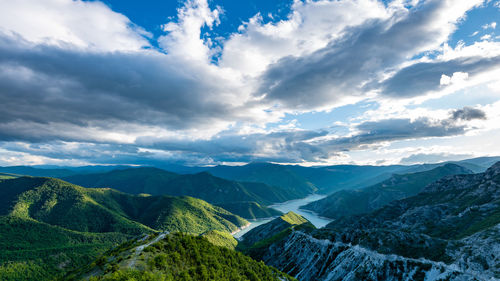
[128,232,168,268]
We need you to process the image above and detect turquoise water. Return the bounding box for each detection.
[269,194,333,228]
[232,194,333,238]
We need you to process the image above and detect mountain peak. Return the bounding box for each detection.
[485,161,500,177]
[441,163,472,173]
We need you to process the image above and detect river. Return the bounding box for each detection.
[233,194,333,238]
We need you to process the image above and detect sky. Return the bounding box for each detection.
[0,0,499,167]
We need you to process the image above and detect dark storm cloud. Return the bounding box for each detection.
[320,116,469,151]
[381,56,500,97]
[313,105,487,152]
[136,129,332,163]
[451,106,486,121]
[256,0,487,109]
[0,105,484,165]
[0,130,333,165]
[0,0,492,166]
[130,106,485,162]
[0,32,242,142]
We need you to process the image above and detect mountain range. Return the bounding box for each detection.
[302,163,473,218]
[238,161,500,280]
[2,156,499,195]
[0,176,248,280]
[1,157,500,280]
[61,167,295,219]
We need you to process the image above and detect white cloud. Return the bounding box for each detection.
[440,72,469,86]
[481,34,492,40]
[482,21,497,29]
[252,0,485,110]
[220,0,389,76]
[159,0,221,62]
[0,0,150,51]
[0,0,498,166]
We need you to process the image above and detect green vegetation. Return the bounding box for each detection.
[63,167,178,195]
[208,162,317,198]
[238,212,315,259]
[0,216,130,281]
[0,173,16,180]
[303,164,472,219]
[0,176,249,280]
[0,177,247,235]
[279,211,309,225]
[68,233,296,281]
[202,230,239,250]
[216,201,282,219]
[63,167,290,219]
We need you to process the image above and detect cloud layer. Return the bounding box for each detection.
[0,0,498,166]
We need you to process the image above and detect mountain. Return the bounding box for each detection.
[0,176,247,235]
[63,167,179,195]
[0,165,140,178]
[239,162,500,280]
[289,164,412,193]
[0,216,129,281]
[67,232,295,281]
[216,201,282,220]
[327,161,500,240]
[0,176,248,280]
[207,162,318,197]
[0,166,78,178]
[282,156,499,194]
[302,163,472,219]
[238,212,315,258]
[201,230,239,250]
[3,155,498,196]
[63,167,290,219]
[0,173,16,180]
[455,156,500,172]
[207,161,470,195]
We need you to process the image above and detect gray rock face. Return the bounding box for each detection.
[262,231,477,281]
[250,162,500,281]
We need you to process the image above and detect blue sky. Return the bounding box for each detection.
[99,0,293,39]
[0,0,499,167]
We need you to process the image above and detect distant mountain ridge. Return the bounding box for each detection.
[62,167,295,219]
[2,156,499,196]
[207,162,318,197]
[204,156,500,194]
[302,163,473,218]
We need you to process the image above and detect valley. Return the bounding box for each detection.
[2,2,500,280]
[237,161,500,281]
[233,194,332,238]
[0,158,499,280]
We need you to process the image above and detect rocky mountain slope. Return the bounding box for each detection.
[242,162,500,280]
[302,163,472,219]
